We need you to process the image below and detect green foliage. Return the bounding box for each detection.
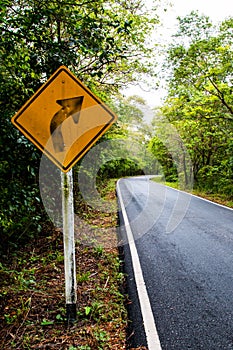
[111,95,145,125]
[0,111,45,250]
[40,318,54,326]
[148,135,177,182]
[77,271,91,283]
[98,158,144,179]
[93,329,109,349]
[1,0,159,104]
[156,12,233,197]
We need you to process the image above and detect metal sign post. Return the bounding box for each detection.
[61,169,77,323]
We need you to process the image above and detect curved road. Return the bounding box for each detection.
[117,177,233,350]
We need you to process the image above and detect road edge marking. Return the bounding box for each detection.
[161,184,233,211]
[117,179,162,350]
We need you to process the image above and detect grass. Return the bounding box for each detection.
[0,231,128,349]
[0,178,139,350]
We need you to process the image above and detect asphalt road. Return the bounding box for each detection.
[117,176,233,350]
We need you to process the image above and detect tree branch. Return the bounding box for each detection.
[207,76,233,115]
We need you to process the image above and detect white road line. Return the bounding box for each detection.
[163,184,233,211]
[117,179,162,350]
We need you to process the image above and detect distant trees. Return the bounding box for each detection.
[150,12,233,197]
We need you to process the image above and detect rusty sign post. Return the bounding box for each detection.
[11,65,117,323]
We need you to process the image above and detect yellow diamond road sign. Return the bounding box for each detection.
[12,66,117,172]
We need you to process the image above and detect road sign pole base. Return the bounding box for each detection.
[66,303,77,324]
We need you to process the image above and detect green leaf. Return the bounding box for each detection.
[40,318,54,326]
[84,306,91,316]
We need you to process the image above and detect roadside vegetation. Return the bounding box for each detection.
[0,225,127,350]
[149,12,233,206]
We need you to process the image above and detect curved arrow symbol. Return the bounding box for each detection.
[50,96,84,153]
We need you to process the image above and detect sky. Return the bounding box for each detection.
[167,0,233,22]
[122,0,233,114]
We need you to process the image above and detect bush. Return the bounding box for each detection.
[0,113,45,251]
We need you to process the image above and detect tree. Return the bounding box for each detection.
[1,0,160,112]
[156,13,233,196]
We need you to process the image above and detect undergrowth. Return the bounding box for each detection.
[0,179,130,350]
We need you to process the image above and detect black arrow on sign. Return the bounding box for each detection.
[50,96,84,153]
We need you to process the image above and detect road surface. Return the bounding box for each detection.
[117,177,233,350]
